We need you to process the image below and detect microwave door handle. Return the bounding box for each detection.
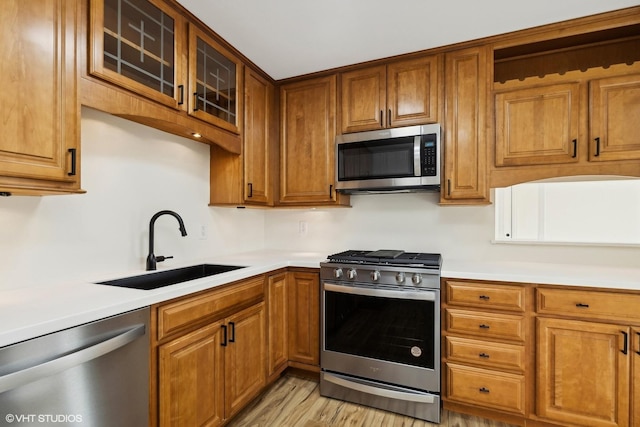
[414,137,421,177]
[323,282,436,301]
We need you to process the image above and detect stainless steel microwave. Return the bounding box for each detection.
[335,124,441,193]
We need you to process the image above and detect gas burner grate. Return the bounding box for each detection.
[327,250,441,268]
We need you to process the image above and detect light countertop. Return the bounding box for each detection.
[1,250,639,348]
[0,250,324,348]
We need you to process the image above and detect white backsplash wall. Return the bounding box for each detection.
[0,107,264,289]
[264,192,640,268]
[1,108,638,291]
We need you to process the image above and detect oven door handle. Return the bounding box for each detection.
[323,372,436,404]
[323,282,436,301]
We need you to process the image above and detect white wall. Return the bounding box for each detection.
[0,108,264,290]
[264,192,640,268]
[1,109,638,290]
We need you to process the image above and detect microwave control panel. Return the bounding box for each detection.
[421,134,438,176]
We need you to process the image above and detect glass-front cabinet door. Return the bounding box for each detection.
[188,25,242,134]
[90,0,184,109]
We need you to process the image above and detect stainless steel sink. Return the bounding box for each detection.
[96,264,246,290]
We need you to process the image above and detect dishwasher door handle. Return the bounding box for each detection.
[0,324,145,393]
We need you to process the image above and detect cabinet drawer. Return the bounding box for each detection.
[537,287,640,322]
[445,280,525,312]
[445,363,525,414]
[445,309,525,342]
[445,336,525,372]
[157,276,264,340]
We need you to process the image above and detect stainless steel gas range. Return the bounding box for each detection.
[320,249,442,423]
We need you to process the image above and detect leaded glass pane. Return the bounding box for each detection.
[195,37,237,125]
[103,0,175,97]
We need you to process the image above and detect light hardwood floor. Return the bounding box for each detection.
[228,374,517,427]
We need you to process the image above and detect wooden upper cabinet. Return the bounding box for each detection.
[441,46,490,204]
[340,65,386,132]
[188,24,242,134]
[279,75,348,206]
[243,69,273,204]
[0,0,81,195]
[387,56,440,128]
[90,0,184,110]
[90,0,242,134]
[495,82,580,167]
[589,74,640,162]
[209,68,272,206]
[340,55,440,133]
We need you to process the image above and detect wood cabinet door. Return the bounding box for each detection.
[0,0,79,189]
[89,0,184,110]
[224,302,266,418]
[387,55,439,128]
[441,46,490,203]
[267,272,288,378]
[279,75,338,205]
[159,321,225,427]
[188,24,242,134]
[340,65,386,133]
[287,271,320,366]
[589,74,640,162]
[243,69,273,204]
[537,317,630,427]
[495,82,580,167]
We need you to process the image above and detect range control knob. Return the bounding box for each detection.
[334,268,343,279]
[370,270,381,281]
[412,273,423,285]
[347,269,358,280]
[396,272,406,284]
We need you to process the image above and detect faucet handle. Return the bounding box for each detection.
[155,255,174,263]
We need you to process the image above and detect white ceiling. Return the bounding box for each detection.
[176,0,640,80]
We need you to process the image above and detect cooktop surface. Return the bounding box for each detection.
[327,250,441,268]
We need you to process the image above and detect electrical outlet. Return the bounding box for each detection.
[298,221,308,236]
[199,224,207,240]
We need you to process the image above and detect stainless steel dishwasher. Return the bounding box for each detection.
[0,307,149,427]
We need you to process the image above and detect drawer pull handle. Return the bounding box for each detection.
[636,332,640,356]
[479,387,490,394]
[479,353,490,359]
[479,324,490,329]
[575,303,590,308]
[622,331,628,355]
[478,295,490,301]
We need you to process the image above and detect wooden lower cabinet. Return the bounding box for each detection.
[442,278,531,425]
[287,270,320,369]
[536,317,631,427]
[446,363,525,414]
[152,269,323,426]
[158,302,265,426]
[159,321,225,427]
[267,271,288,379]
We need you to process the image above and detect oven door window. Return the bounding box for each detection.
[337,137,416,181]
[324,289,435,369]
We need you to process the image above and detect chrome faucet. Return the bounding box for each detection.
[146,210,188,271]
